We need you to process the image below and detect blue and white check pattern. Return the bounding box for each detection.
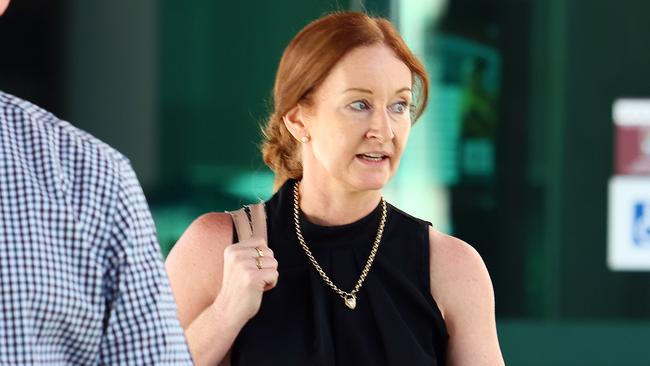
[0,91,193,365]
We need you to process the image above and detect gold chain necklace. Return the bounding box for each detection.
[292,181,387,310]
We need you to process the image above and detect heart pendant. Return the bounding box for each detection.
[344,295,357,310]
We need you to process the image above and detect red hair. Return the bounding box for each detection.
[261,12,429,190]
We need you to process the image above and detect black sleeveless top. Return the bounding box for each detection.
[231,180,448,365]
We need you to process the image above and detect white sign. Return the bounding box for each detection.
[608,176,650,270]
[613,98,650,126]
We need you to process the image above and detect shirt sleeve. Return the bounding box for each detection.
[99,159,193,365]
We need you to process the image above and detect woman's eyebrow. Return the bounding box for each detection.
[343,87,373,94]
[342,87,412,94]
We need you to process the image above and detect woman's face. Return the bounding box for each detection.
[300,43,413,193]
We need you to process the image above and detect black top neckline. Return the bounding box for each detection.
[277,179,386,249]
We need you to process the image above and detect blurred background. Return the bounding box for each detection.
[2,0,650,364]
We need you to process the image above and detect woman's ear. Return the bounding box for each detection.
[282,105,310,143]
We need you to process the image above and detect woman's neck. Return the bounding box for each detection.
[296,176,382,226]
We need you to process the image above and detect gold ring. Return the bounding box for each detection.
[255,257,263,270]
[255,247,264,257]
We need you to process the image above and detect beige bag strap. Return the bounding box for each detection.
[227,203,267,242]
[248,203,267,240]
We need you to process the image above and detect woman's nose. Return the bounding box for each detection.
[366,108,394,142]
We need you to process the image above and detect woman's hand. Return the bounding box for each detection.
[212,237,279,325]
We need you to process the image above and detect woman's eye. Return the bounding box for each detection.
[390,101,409,114]
[349,100,370,111]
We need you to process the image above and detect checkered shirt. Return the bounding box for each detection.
[0,91,193,365]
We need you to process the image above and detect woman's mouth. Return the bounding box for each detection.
[356,153,389,163]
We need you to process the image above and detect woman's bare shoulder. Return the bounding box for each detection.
[427,227,504,364]
[165,212,234,317]
[167,212,233,264]
[427,227,495,320]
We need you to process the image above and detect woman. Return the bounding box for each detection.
[166,12,504,366]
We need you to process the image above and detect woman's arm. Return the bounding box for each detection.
[428,227,505,366]
[165,213,278,366]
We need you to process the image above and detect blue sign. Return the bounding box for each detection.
[633,201,650,246]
